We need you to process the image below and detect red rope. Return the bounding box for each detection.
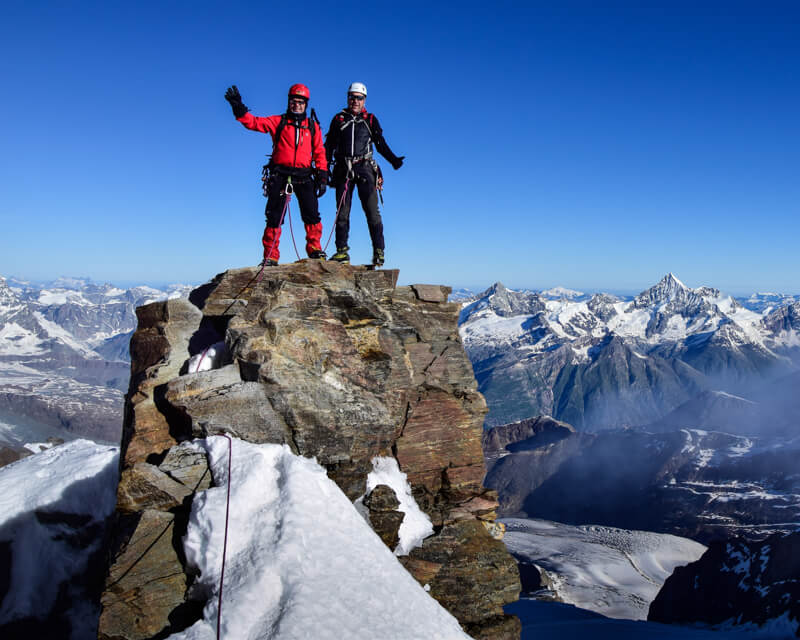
[323,178,350,252]
[258,190,293,282]
[217,434,233,640]
[194,345,212,373]
[286,200,302,260]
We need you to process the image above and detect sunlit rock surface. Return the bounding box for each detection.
[99,261,520,640]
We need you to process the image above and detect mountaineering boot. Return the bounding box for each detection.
[260,258,278,267]
[304,222,325,258]
[372,248,385,267]
[331,246,350,264]
[262,226,282,264]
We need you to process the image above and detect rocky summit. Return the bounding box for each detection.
[98,260,520,640]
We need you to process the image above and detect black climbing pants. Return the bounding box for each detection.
[333,161,384,251]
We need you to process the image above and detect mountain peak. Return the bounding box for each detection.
[0,275,19,308]
[659,272,688,291]
[542,286,585,299]
[633,273,693,308]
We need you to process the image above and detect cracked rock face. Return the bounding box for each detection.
[99,261,520,640]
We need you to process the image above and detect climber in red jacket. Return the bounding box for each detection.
[225,84,328,265]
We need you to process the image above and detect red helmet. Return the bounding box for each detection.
[288,84,310,100]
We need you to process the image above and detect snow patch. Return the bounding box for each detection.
[173,437,470,640]
[502,517,706,621]
[186,341,227,373]
[363,456,434,555]
[0,440,119,633]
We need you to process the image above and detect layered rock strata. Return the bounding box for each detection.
[99,261,520,640]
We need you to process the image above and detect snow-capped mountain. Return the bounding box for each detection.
[740,291,800,314]
[540,286,588,301]
[483,416,800,543]
[0,275,192,452]
[460,274,800,429]
[649,531,800,636]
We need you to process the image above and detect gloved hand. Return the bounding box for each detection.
[315,170,328,198]
[390,155,405,170]
[225,85,249,118]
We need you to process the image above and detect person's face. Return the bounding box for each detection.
[347,93,365,114]
[289,97,307,114]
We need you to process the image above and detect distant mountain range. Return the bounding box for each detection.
[483,415,800,543]
[0,275,191,454]
[459,273,800,430]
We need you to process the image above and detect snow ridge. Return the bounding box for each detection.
[173,437,470,640]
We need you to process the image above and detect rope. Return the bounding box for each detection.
[217,433,234,640]
[257,185,294,284]
[323,177,350,252]
[193,345,212,373]
[286,200,302,260]
[216,179,295,316]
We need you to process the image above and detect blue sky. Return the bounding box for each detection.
[1,1,798,295]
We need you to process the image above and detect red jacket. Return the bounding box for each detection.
[237,112,327,171]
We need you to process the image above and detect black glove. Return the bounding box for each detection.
[225,85,248,119]
[315,170,328,198]
[390,155,405,170]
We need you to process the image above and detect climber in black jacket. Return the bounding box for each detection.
[324,82,404,267]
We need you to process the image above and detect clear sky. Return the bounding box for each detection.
[1,1,798,295]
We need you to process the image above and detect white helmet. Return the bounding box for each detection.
[348,82,367,97]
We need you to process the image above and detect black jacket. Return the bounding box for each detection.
[324,110,401,168]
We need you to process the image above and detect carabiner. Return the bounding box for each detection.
[284,176,294,196]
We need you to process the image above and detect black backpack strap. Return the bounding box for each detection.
[309,107,319,141]
[274,114,289,142]
[276,111,318,143]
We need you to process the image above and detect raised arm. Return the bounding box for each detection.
[224,85,278,134]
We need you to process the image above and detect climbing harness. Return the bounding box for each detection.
[261,108,320,196]
[216,434,234,640]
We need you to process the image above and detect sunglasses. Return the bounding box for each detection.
[289,97,308,104]
[348,94,365,101]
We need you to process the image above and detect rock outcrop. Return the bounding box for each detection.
[98,261,520,640]
[481,415,585,516]
[649,532,800,636]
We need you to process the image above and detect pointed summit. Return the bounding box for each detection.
[634,273,691,308]
[0,275,21,312]
[655,273,689,296]
[664,272,686,288]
